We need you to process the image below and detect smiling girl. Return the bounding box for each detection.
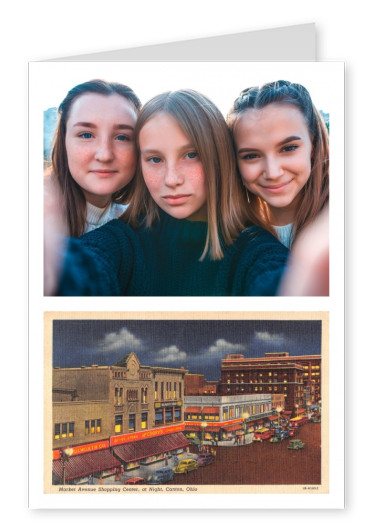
[50,89,289,296]
[49,79,141,237]
[227,80,329,248]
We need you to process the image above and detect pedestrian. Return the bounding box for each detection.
[99,475,103,485]
[88,475,93,485]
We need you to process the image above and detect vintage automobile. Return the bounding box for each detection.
[147,467,174,484]
[124,476,146,485]
[288,439,305,450]
[253,428,273,441]
[174,459,199,474]
[197,453,215,466]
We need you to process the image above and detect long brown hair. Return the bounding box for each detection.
[227,80,329,245]
[122,89,250,260]
[51,79,141,237]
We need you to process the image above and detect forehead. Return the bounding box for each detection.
[67,92,137,123]
[140,112,191,144]
[235,103,309,140]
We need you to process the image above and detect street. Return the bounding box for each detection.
[169,422,321,485]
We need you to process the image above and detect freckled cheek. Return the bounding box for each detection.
[66,143,93,170]
[142,164,164,194]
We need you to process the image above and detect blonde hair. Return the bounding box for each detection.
[123,89,250,260]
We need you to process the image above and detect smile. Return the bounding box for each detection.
[163,194,191,205]
[260,180,293,193]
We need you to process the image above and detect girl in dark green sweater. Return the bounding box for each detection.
[51,89,289,296]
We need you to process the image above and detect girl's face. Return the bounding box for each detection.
[65,93,138,208]
[139,112,207,221]
[234,103,312,225]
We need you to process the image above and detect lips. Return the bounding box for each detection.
[91,169,118,178]
[163,194,191,205]
[260,180,293,193]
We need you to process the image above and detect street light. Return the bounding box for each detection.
[60,447,73,485]
[201,422,207,451]
[242,413,249,445]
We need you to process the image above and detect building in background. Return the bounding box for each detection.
[217,352,321,413]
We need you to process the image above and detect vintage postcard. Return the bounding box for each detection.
[38,311,340,509]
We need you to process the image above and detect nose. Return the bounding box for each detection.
[164,161,183,187]
[264,156,284,180]
[95,137,114,162]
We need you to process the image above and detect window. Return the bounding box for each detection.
[161,382,164,400]
[141,412,148,429]
[115,415,123,433]
[155,408,163,425]
[55,422,74,439]
[165,407,173,423]
[129,414,136,432]
[84,419,101,436]
[174,382,177,399]
[179,382,182,398]
[155,381,158,399]
[175,408,181,421]
[141,388,148,404]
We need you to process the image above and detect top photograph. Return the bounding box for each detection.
[34,61,343,297]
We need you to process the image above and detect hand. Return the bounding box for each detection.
[44,175,68,295]
[279,207,329,296]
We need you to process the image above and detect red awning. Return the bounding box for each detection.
[223,424,243,432]
[268,415,278,421]
[52,448,121,481]
[185,407,202,414]
[112,432,188,463]
[202,407,219,414]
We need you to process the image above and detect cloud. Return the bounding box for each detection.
[100,327,144,353]
[207,339,246,356]
[254,331,285,342]
[154,345,187,364]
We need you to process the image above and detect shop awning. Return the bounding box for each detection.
[202,407,219,414]
[268,415,278,421]
[223,424,243,432]
[52,448,121,481]
[112,432,188,463]
[185,407,202,413]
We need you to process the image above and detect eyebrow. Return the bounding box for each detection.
[237,135,302,154]
[141,144,196,155]
[72,121,134,130]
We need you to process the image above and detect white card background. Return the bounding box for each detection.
[29,57,344,510]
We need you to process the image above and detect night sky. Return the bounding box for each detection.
[52,319,322,381]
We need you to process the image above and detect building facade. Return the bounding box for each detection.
[52,353,188,483]
[184,394,274,443]
[218,352,321,413]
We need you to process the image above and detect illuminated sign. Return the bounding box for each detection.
[110,423,185,446]
[52,439,109,460]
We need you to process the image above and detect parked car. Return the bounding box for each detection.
[124,476,146,485]
[288,439,305,450]
[197,453,215,466]
[174,459,199,474]
[310,417,321,423]
[185,451,198,460]
[147,467,174,484]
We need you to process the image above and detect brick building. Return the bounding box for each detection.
[217,352,321,413]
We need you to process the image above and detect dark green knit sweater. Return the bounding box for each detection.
[58,211,289,296]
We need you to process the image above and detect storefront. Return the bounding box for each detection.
[52,440,122,484]
[110,424,188,469]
